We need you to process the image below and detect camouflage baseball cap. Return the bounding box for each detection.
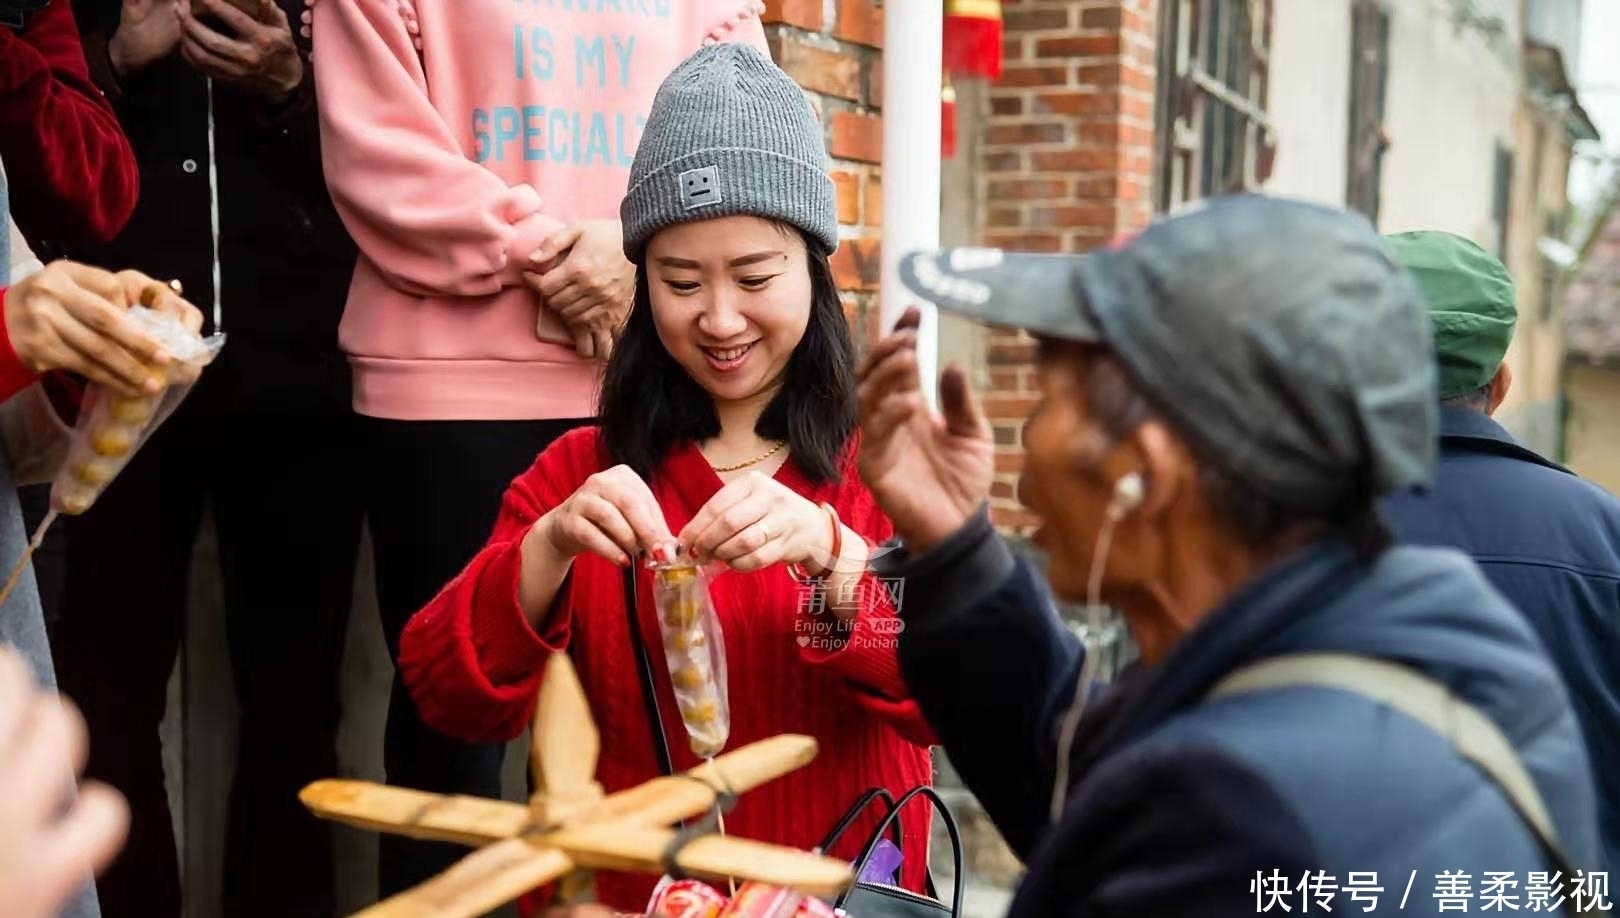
[898,194,1438,512]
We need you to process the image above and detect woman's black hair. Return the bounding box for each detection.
[597,225,857,485]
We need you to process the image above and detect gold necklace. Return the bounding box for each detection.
[708,440,786,473]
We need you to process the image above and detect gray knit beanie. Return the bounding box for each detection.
[621,43,839,262]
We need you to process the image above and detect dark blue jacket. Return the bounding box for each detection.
[881,511,1604,917]
[1383,406,1620,870]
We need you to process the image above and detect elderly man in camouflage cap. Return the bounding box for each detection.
[856,196,1606,916]
[1383,229,1620,872]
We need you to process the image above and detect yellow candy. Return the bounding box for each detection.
[107,395,155,425]
[671,663,709,692]
[90,426,135,458]
[662,598,702,629]
[658,565,697,587]
[56,490,93,515]
[71,459,116,486]
[679,697,718,725]
[690,733,725,758]
[668,630,707,653]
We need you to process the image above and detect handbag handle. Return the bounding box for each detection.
[816,787,900,853]
[624,563,676,778]
[839,786,964,917]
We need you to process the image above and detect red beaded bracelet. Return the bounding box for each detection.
[789,502,842,582]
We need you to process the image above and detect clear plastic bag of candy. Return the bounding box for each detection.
[648,550,730,759]
[50,306,224,516]
[0,305,224,606]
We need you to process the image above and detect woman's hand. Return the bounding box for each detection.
[680,471,834,573]
[523,219,636,361]
[3,262,203,397]
[534,465,676,567]
[175,0,305,103]
[109,0,183,80]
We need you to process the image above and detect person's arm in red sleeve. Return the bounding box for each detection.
[0,288,42,404]
[0,263,203,486]
[0,286,80,424]
[0,1,139,250]
[792,483,939,748]
[397,429,598,744]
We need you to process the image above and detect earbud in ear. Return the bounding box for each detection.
[1107,472,1145,522]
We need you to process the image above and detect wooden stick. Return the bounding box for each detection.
[300,780,529,847]
[542,826,852,899]
[591,735,818,828]
[349,838,574,918]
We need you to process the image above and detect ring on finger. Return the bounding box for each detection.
[757,521,772,543]
[139,280,179,308]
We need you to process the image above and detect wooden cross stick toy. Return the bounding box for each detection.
[301,654,854,918]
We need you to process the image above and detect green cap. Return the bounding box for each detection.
[1385,231,1517,400]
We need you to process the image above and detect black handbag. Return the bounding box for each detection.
[819,785,964,918]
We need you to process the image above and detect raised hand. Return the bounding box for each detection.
[856,306,995,553]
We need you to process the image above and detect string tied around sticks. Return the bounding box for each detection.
[660,760,739,896]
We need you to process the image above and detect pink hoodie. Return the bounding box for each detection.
[311,0,769,421]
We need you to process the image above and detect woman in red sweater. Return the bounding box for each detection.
[398,44,935,912]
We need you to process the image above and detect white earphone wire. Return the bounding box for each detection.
[1047,473,1139,823]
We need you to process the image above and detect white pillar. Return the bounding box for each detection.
[880,0,943,409]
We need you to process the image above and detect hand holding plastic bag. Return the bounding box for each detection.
[0,305,224,605]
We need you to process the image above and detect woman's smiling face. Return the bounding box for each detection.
[644,216,813,404]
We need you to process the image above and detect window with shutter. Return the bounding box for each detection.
[1345,0,1390,221]
[1153,0,1277,213]
[1492,143,1515,258]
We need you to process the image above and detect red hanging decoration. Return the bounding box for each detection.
[943,0,1003,80]
[942,78,958,160]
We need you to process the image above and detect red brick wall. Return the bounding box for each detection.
[764,0,886,349]
[980,0,1158,532]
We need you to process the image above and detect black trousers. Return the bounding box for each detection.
[37,362,364,918]
[363,416,589,900]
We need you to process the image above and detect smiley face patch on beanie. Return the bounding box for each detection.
[679,166,724,210]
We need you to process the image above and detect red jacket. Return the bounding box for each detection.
[400,427,937,913]
[0,0,138,250]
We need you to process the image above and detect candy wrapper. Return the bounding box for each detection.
[646,879,837,918]
[0,306,223,607]
[649,551,730,759]
[718,883,806,918]
[647,877,729,918]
